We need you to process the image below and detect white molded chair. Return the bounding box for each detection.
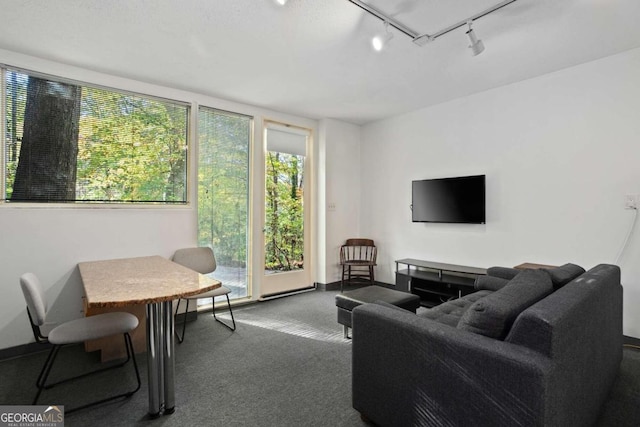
[172,247,236,343]
[20,272,141,413]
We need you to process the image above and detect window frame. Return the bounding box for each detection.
[0,65,192,208]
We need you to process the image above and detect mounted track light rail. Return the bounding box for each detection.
[346,0,518,50]
[346,0,420,40]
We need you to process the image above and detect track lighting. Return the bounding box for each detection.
[346,0,518,55]
[466,21,485,56]
[372,21,393,52]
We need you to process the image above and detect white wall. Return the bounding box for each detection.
[1,207,195,347]
[360,47,640,338]
[0,49,318,350]
[318,119,362,284]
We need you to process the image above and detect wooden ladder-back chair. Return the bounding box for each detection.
[340,238,377,292]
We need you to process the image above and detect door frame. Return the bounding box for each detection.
[259,119,314,298]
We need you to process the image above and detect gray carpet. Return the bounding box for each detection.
[0,289,639,426]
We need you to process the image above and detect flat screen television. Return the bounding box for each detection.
[412,175,486,224]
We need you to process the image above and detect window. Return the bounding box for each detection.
[3,68,189,203]
[198,107,252,301]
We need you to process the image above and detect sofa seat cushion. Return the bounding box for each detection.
[457,269,554,339]
[419,290,492,327]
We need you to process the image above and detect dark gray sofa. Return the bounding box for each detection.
[351,264,623,427]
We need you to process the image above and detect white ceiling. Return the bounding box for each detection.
[1,0,639,124]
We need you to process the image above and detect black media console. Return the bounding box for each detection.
[395,259,486,308]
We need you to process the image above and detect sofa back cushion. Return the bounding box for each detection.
[457,269,553,339]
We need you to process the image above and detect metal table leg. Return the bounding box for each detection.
[162,300,176,414]
[146,301,176,417]
[146,303,161,417]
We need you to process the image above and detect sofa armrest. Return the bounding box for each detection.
[474,275,510,291]
[487,266,520,280]
[352,303,551,427]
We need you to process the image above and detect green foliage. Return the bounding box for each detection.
[77,87,187,202]
[4,71,27,199]
[4,70,188,202]
[197,109,250,267]
[265,151,304,271]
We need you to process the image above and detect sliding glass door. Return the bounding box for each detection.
[198,107,252,303]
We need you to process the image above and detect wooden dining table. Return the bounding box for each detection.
[78,255,221,417]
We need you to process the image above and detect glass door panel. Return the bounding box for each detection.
[198,107,252,304]
[265,150,305,273]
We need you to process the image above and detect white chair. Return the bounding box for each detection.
[172,247,236,343]
[20,272,141,413]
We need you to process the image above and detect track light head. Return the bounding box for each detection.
[466,21,485,56]
[372,21,394,52]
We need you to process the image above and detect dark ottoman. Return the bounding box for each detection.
[335,285,420,338]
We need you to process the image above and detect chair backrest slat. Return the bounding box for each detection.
[345,238,374,247]
[340,239,377,263]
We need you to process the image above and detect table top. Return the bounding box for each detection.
[79,255,221,308]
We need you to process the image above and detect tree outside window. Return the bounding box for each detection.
[4,70,188,203]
